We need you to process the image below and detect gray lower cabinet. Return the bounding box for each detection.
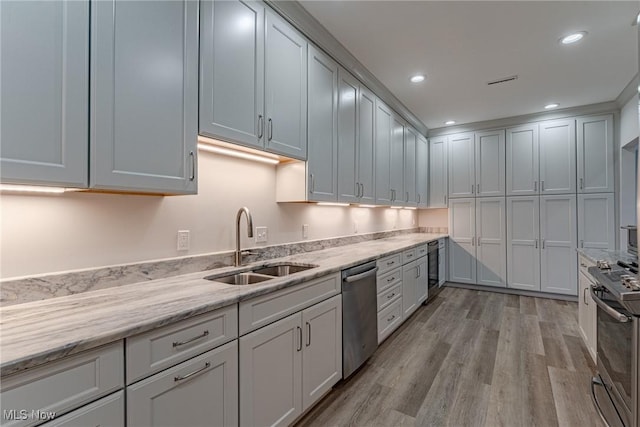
[1,0,89,187]
[240,294,342,427]
[127,341,239,427]
[307,45,339,202]
[416,135,429,207]
[264,9,308,159]
[540,195,577,295]
[578,255,597,363]
[438,239,446,286]
[578,193,616,250]
[402,260,418,318]
[506,196,541,291]
[90,0,198,194]
[416,255,429,304]
[476,197,506,287]
[199,0,264,149]
[428,136,448,207]
[448,198,477,284]
[41,392,124,427]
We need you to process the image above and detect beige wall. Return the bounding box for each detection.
[418,208,448,229]
[0,150,418,279]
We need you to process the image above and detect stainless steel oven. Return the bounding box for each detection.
[589,266,640,427]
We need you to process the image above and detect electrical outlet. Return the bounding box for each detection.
[256,226,268,243]
[302,224,309,239]
[177,230,190,251]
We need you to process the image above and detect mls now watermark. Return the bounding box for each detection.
[3,409,56,421]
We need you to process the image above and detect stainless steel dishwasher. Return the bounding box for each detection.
[342,261,379,378]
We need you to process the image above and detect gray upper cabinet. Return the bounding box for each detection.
[416,135,429,208]
[578,193,616,250]
[307,45,338,202]
[577,114,614,193]
[506,124,539,196]
[390,117,405,205]
[539,119,576,194]
[475,129,505,197]
[1,0,89,187]
[264,10,308,159]
[403,127,418,206]
[337,69,360,203]
[375,100,393,205]
[357,86,376,204]
[428,136,448,208]
[199,0,264,149]
[91,0,198,194]
[448,132,475,198]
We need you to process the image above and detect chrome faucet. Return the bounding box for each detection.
[235,207,254,266]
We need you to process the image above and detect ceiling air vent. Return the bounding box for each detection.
[487,75,518,86]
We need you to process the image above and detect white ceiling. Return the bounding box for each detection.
[299,1,639,130]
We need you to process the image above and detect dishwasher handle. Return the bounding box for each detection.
[344,267,379,283]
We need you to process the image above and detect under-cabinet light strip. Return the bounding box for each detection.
[197,143,280,165]
[0,184,70,194]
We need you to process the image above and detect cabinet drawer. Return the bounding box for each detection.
[41,391,124,427]
[377,267,402,293]
[377,284,401,312]
[377,254,401,275]
[126,305,238,384]
[402,249,417,264]
[239,273,340,335]
[0,342,123,427]
[378,299,403,344]
[416,244,428,258]
[578,254,596,277]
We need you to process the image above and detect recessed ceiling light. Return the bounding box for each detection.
[410,74,425,83]
[445,120,456,125]
[544,103,559,109]
[560,31,587,45]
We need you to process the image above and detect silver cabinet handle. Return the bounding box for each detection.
[297,326,302,351]
[387,292,396,299]
[584,287,589,305]
[189,151,195,181]
[580,262,587,267]
[406,253,413,259]
[477,183,480,193]
[173,330,209,347]
[310,173,315,193]
[406,191,409,203]
[471,184,474,194]
[580,240,584,248]
[580,177,584,190]
[542,239,546,249]
[477,237,481,246]
[541,181,545,192]
[387,276,395,282]
[257,115,264,139]
[355,182,360,198]
[534,181,537,192]
[306,322,311,347]
[174,362,211,382]
[360,183,364,198]
[418,193,421,204]
[416,265,420,278]
[267,118,273,141]
[535,239,538,249]
[387,315,396,322]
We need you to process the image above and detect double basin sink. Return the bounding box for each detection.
[204,263,318,285]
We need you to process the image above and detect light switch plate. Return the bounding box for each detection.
[256,226,268,243]
[302,224,309,239]
[177,230,190,251]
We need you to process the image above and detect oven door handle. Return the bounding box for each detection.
[590,286,631,323]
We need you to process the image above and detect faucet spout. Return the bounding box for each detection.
[235,207,254,266]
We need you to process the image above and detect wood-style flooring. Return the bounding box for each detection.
[296,287,603,427]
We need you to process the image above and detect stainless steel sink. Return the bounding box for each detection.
[251,263,317,277]
[204,272,273,285]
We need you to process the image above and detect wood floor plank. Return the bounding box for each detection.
[563,334,597,374]
[465,293,488,320]
[505,293,520,308]
[520,295,538,315]
[522,352,559,427]
[548,367,606,427]
[521,314,545,355]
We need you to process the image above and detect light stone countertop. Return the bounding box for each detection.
[0,233,447,377]
[577,248,637,265]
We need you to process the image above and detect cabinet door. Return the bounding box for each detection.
[438,243,446,285]
[506,124,539,196]
[127,341,238,427]
[476,197,506,287]
[416,135,429,208]
[475,129,505,197]
[390,117,405,205]
[375,100,393,205]
[578,272,597,362]
[448,132,475,198]
[402,261,418,317]
[429,137,448,207]
[577,114,614,193]
[578,193,615,250]
[506,196,540,291]
[416,257,429,303]
[91,0,198,194]
[307,45,338,202]
[337,68,360,203]
[404,127,418,206]
[240,314,302,427]
[301,295,342,411]
[43,391,124,427]
[264,10,307,159]
[358,86,376,204]
[199,0,264,149]
[539,119,576,194]
[1,1,89,187]
[448,198,477,284]
[540,195,578,295]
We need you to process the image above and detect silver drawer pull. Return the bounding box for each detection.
[173,330,209,348]
[174,362,211,382]
[406,253,413,258]
[387,293,395,299]
[387,261,395,266]
[580,263,587,267]
[387,276,395,282]
[387,315,396,322]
